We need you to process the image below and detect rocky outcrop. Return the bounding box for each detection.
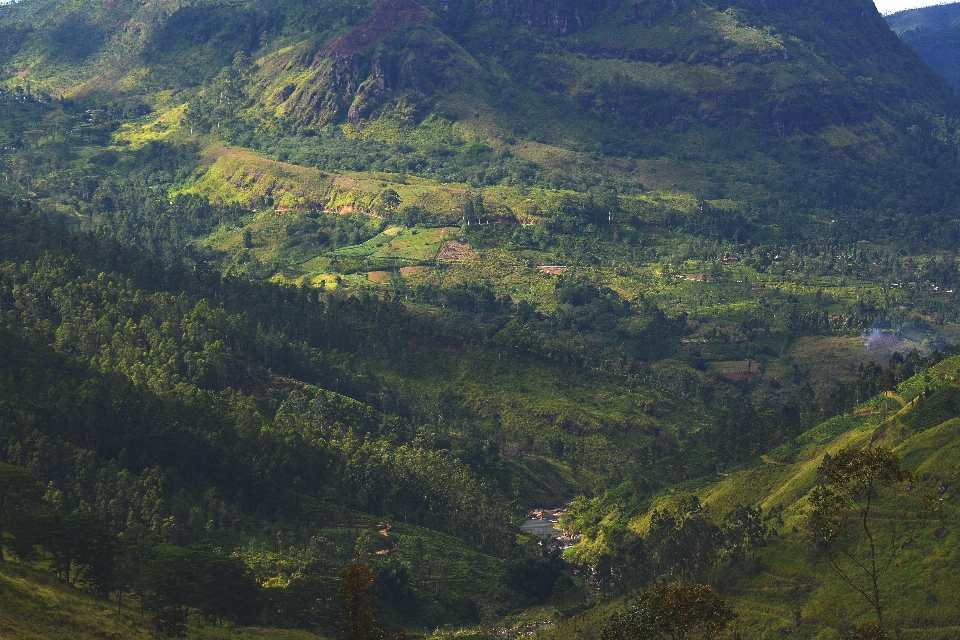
[280,0,477,126]
[468,0,619,36]
[314,0,427,62]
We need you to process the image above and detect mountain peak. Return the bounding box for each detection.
[316,0,427,62]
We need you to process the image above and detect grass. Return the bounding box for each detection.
[181,143,333,209]
[331,226,456,267]
[0,560,328,639]
[112,103,187,150]
[0,561,153,640]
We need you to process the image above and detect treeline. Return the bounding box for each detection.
[409,276,685,372]
[0,197,524,632]
[558,494,772,607]
[0,233,517,553]
[798,346,960,425]
[0,476,263,637]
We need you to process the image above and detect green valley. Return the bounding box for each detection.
[1,0,960,637]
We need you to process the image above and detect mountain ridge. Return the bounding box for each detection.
[3,0,957,216]
[887,2,960,92]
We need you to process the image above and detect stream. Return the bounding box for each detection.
[519,507,580,549]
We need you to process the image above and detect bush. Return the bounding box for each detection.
[601,583,735,640]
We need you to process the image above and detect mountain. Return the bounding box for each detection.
[2,0,960,230]
[887,2,960,93]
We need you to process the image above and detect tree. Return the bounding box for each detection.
[22,511,117,590]
[375,189,401,216]
[552,572,588,616]
[148,544,262,633]
[840,621,892,640]
[114,524,158,617]
[153,606,188,638]
[0,462,43,561]
[809,447,923,631]
[507,548,566,603]
[601,583,735,640]
[338,556,384,640]
[647,497,722,583]
[195,553,263,627]
[720,504,769,573]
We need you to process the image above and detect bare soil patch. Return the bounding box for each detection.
[537,265,567,275]
[437,240,477,263]
[399,266,427,276]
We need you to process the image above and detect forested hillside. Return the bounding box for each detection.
[2,0,960,637]
[888,3,960,93]
[1,0,960,232]
[543,354,960,639]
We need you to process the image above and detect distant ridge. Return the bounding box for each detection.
[887,2,960,91]
[887,1,960,34]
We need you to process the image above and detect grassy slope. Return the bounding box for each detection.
[546,357,960,639]
[0,561,326,639]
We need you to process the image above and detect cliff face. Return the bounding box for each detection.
[316,0,427,61]
[280,0,478,126]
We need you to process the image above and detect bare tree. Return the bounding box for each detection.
[809,447,931,631]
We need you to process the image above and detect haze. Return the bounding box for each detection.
[875,0,958,14]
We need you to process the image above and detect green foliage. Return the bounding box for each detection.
[148,544,263,628]
[507,548,567,604]
[4,0,960,635]
[840,621,893,640]
[16,511,119,594]
[809,447,921,629]
[0,196,526,631]
[561,494,769,597]
[601,583,735,640]
[0,462,42,561]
